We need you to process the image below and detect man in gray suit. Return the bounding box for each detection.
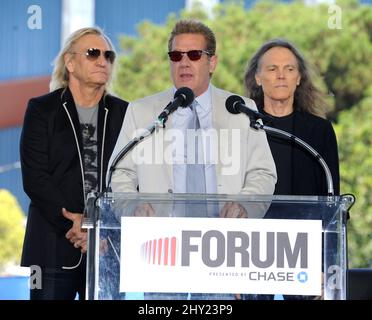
[109,19,276,217]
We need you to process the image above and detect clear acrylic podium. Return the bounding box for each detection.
[83,193,354,300]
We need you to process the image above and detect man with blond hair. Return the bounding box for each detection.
[20,27,128,300]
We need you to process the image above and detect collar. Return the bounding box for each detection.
[172,84,212,114]
[61,86,110,110]
[194,84,212,114]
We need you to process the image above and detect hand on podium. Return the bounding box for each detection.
[134,203,155,216]
[99,238,109,255]
[220,202,248,218]
[62,208,88,253]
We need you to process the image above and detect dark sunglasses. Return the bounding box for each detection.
[70,48,116,64]
[168,50,211,62]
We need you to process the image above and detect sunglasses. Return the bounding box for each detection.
[168,50,211,62]
[70,48,116,64]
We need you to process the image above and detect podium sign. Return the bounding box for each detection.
[120,217,322,295]
[84,193,353,300]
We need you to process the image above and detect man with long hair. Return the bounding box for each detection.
[245,38,339,196]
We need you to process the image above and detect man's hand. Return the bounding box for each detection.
[134,203,155,217]
[220,202,248,218]
[62,208,87,253]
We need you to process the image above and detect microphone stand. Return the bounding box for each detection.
[105,117,165,193]
[249,118,335,197]
[83,115,167,227]
[86,95,188,227]
[83,116,167,300]
[248,113,356,299]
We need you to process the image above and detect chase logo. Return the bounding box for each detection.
[297,271,308,283]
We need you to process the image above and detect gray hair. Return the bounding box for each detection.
[49,27,116,92]
[244,38,327,118]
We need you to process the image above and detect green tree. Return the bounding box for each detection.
[0,189,25,273]
[335,89,372,267]
[113,0,372,119]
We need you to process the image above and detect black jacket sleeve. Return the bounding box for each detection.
[20,99,71,232]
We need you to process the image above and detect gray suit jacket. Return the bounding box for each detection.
[108,85,277,195]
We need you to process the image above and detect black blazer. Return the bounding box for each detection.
[262,110,340,196]
[20,87,128,268]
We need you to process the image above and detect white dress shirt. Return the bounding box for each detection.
[172,85,217,194]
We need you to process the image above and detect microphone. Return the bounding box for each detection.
[106,87,194,192]
[226,94,335,196]
[158,87,194,122]
[225,95,271,121]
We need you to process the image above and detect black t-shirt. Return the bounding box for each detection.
[264,111,295,195]
[76,105,99,195]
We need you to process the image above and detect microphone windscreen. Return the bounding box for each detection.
[225,95,245,114]
[174,87,194,107]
